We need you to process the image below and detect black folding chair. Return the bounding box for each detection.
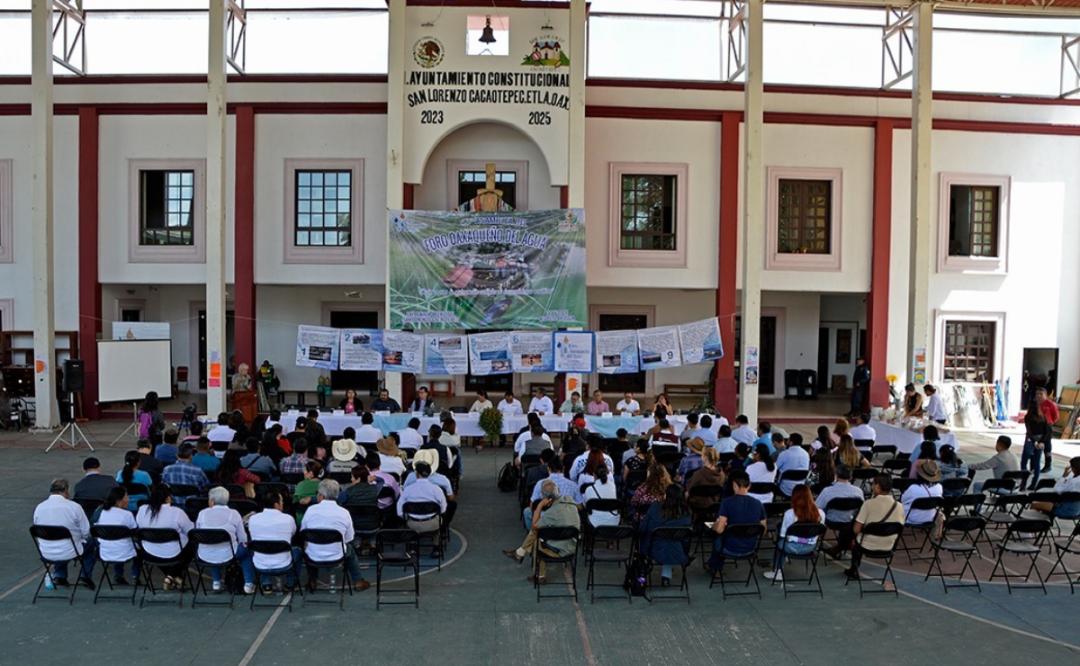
[688,485,724,558]
[1043,522,1080,594]
[279,472,304,486]
[375,528,420,609]
[979,477,1016,499]
[748,482,776,504]
[898,496,943,563]
[298,528,353,609]
[28,525,84,605]
[989,518,1052,594]
[1002,470,1031,492]
[773,522,827,598]
[1034,478,1058,491]
[248,540,302,611]
[534,526,580,602]
[167,484,201,511]
[135,527,195,608]
[762,501,790,558]
[851,467,878,496]
[348,504,383,546]
[940,477,972,503]
[228,498,260,517]
[708,523,765,600]
[328,471,353,485]
[73,498,103,521]
[90,524,138,605]
[401,501,445,570]
[845,522,904,598]
[224,484,247,499]
[869,444,897,466]
[642,526,693,603]
[925,515,986,593]
[584,524,635,604]
[123,482,151,510]
[891,478,915,496]
[822,496,863,553]
[882,459,909,478]
[776,470,809,498]
[188,527,238,608]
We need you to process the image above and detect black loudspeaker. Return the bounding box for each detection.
[63,359,85,393]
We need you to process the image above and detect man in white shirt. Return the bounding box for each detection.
[775,440,811,496]
[396,418,424,452]
[32,479,95,588]
[264,409,281,432]
[528,387,554,415]
[195,486,255,594]
[299,479,370,591]
[397,462,448,547]
[730,414,757,445]
[712,424,736,454]
[923,385,947,424]
[206,415,237,451]
[247,488,302,589]
[615,392,640,415]
[849,413,877,444]
[514,418,553,460]
[498,391,523,416]
[354,412,383,447]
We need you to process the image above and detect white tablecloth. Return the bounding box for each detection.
[277,412,714,439]
[871,420,958,455]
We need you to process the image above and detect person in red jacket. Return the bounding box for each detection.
[1033,387,1059,473]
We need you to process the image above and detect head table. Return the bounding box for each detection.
[275,411,721,440]
[870,420,958,455]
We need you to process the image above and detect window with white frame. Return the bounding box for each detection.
[937,173,1010,273]
[766,167,842,271]
[128,159,205,263]
[942,319,996,382]
[284,159,364,264]
[0,159,13,263]
[607,162,687,268]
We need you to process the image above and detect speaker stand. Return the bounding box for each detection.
[45,393,95,453]
[108,402,139,447]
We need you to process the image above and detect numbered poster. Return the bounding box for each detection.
[595,330,639,375]
[339,329,384,371]
[382,331,424,374]
[553,331,595,373]
[637,326,682,371]
[678,317,724,365]
[509,331,555,373]
[295,325,340,370]
[424,333,469,375]
[468,331,513,376]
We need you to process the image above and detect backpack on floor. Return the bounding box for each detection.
[623,553,648,597]
[497,462,519,492]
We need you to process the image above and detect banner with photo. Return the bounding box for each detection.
[678,317,724,365]
[382,331,424,374]
[554,331,595,373]
[388,208,587,330]
[468,331,513,376]
[595,330,640,375]
[295,325,340,370]
[338,328,384,371]
[637,326,682,371]
[424,333,470,375]
[509,331,555,373]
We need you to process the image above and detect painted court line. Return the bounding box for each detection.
[0,569,43,601]
[563,568,597,666]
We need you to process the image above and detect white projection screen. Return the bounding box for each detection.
[96,339,174,403]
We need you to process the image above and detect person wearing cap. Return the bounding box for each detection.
[73,457,118,503]
[154,427,181,465]
[162,442,211,494]
[327,438,361,475]
[902,460,944,527]
[677,437,706,483]
[376,437,407,476]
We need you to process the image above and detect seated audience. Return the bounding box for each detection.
[117,450,154,509]
[327,438,362,475]
[849,413,876,443]
[844,475,905,583]
[765,484,825,582]
[299,479,370,591]
[503,480,580,585]
[707,471,766,573]
[639,484,692,586]
[135,439,165,483]
[581,463,619,528]
[73,457,117,503]
[396,418,424,453]
[746,444,777,504]
[677,437,706,483]
[355,412,382,446]
[135,484,194,591]
[95,486,138,584]
[154,428,181,465]
[377,437,407,477]
[966,436,1019,482]
[686,448,726,509]
[162,443,210,494]
[280,440,310,477]
[192,438,221,475]
[247,489,301,590]
[1030,456,1080,519]
[195,486,255,594]
[33,478,95,589]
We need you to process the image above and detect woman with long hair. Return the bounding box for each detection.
[903,383,924,419]
[339,388,363,415]
[581,460,619,528]
[630,460,672,517]
[809,447,836,494]
[813,425,833,452]
[746,443,777,504]
[835,434,870,470]
[579,449,609,485]
[832,418,850,446]
[686,447,726,510]
[1022,402,1052,489]
[765,484,824,581]
[137,391,164,440]
[639,483,692,586]
[115,450,152,509]
[135,484,194,590]
[218,448,261,494]
[95,486,139,585]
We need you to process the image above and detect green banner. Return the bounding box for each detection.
[389,208,586,330]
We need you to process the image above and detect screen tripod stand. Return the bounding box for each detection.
[45,392,95,453]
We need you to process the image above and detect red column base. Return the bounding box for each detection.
[869,378,891,408]
[714,378,738,419]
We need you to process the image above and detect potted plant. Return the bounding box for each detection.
[478,407,503,449]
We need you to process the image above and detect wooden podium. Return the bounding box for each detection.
[231,389,258,423]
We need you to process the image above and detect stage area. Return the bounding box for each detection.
[1,421,1078,665]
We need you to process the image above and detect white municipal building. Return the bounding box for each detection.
[1,0,1078,426]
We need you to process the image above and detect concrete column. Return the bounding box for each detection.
[738,0,764,423]
[906,3,933,387]
[206,0,228,415]
[383,0,406,404]
[31,0,59,429]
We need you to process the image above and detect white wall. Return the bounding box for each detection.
[761,291,820,397]
[98,115,236,284]
[0,115,80,330]
[584,117,721,289]
[414,121,560,211]
[254,114,387,285]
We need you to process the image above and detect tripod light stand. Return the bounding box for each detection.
[45,392,95,453]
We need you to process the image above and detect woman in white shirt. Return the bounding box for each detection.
[580,466,619,528]
[135,484,194,590]
[96,486,139,585]
[765,485,826,582]
[469,390,494,414]
[746,443,778,504]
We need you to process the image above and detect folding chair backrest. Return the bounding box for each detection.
[224,484,247,499]
[249,539,293,556]
[137,527,182,546]
[764,501,790,519]
[536,526,580,541]
[723,523,765,553]
[585,498,622,515]
[168,484,201,499]
[91,524,134,541]
[30,524,74,542]
[854,439,875,450]
[74,498,103,520]
[749,482,776,498]
[189,527,233,546]
[1008,519,1050,538]
[376,528,419,548]
[981,478,1015,494]
[953,493,986,512]
[941,478,971,494]
[279,473,304,485]
[402,501,442,518]
[943,515,986,534]
[1027,491,1061,504]
[824,497,863,514]
[649,526,693,554]
[871,444,897,456]
[852,468,877,482]
[299,528,346,551]
[228,499,259,516]
[186,497,210,516]
[892,478,915,494]
[861,522,903,539]
[785,521,826,541]
[909,496,943,512]
[1034,478,1058,490]
[1003,471,1030,485]
[123,482,150,497]
[779,469,809,482]
[592,525,634,542]
[883,460,909,474]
